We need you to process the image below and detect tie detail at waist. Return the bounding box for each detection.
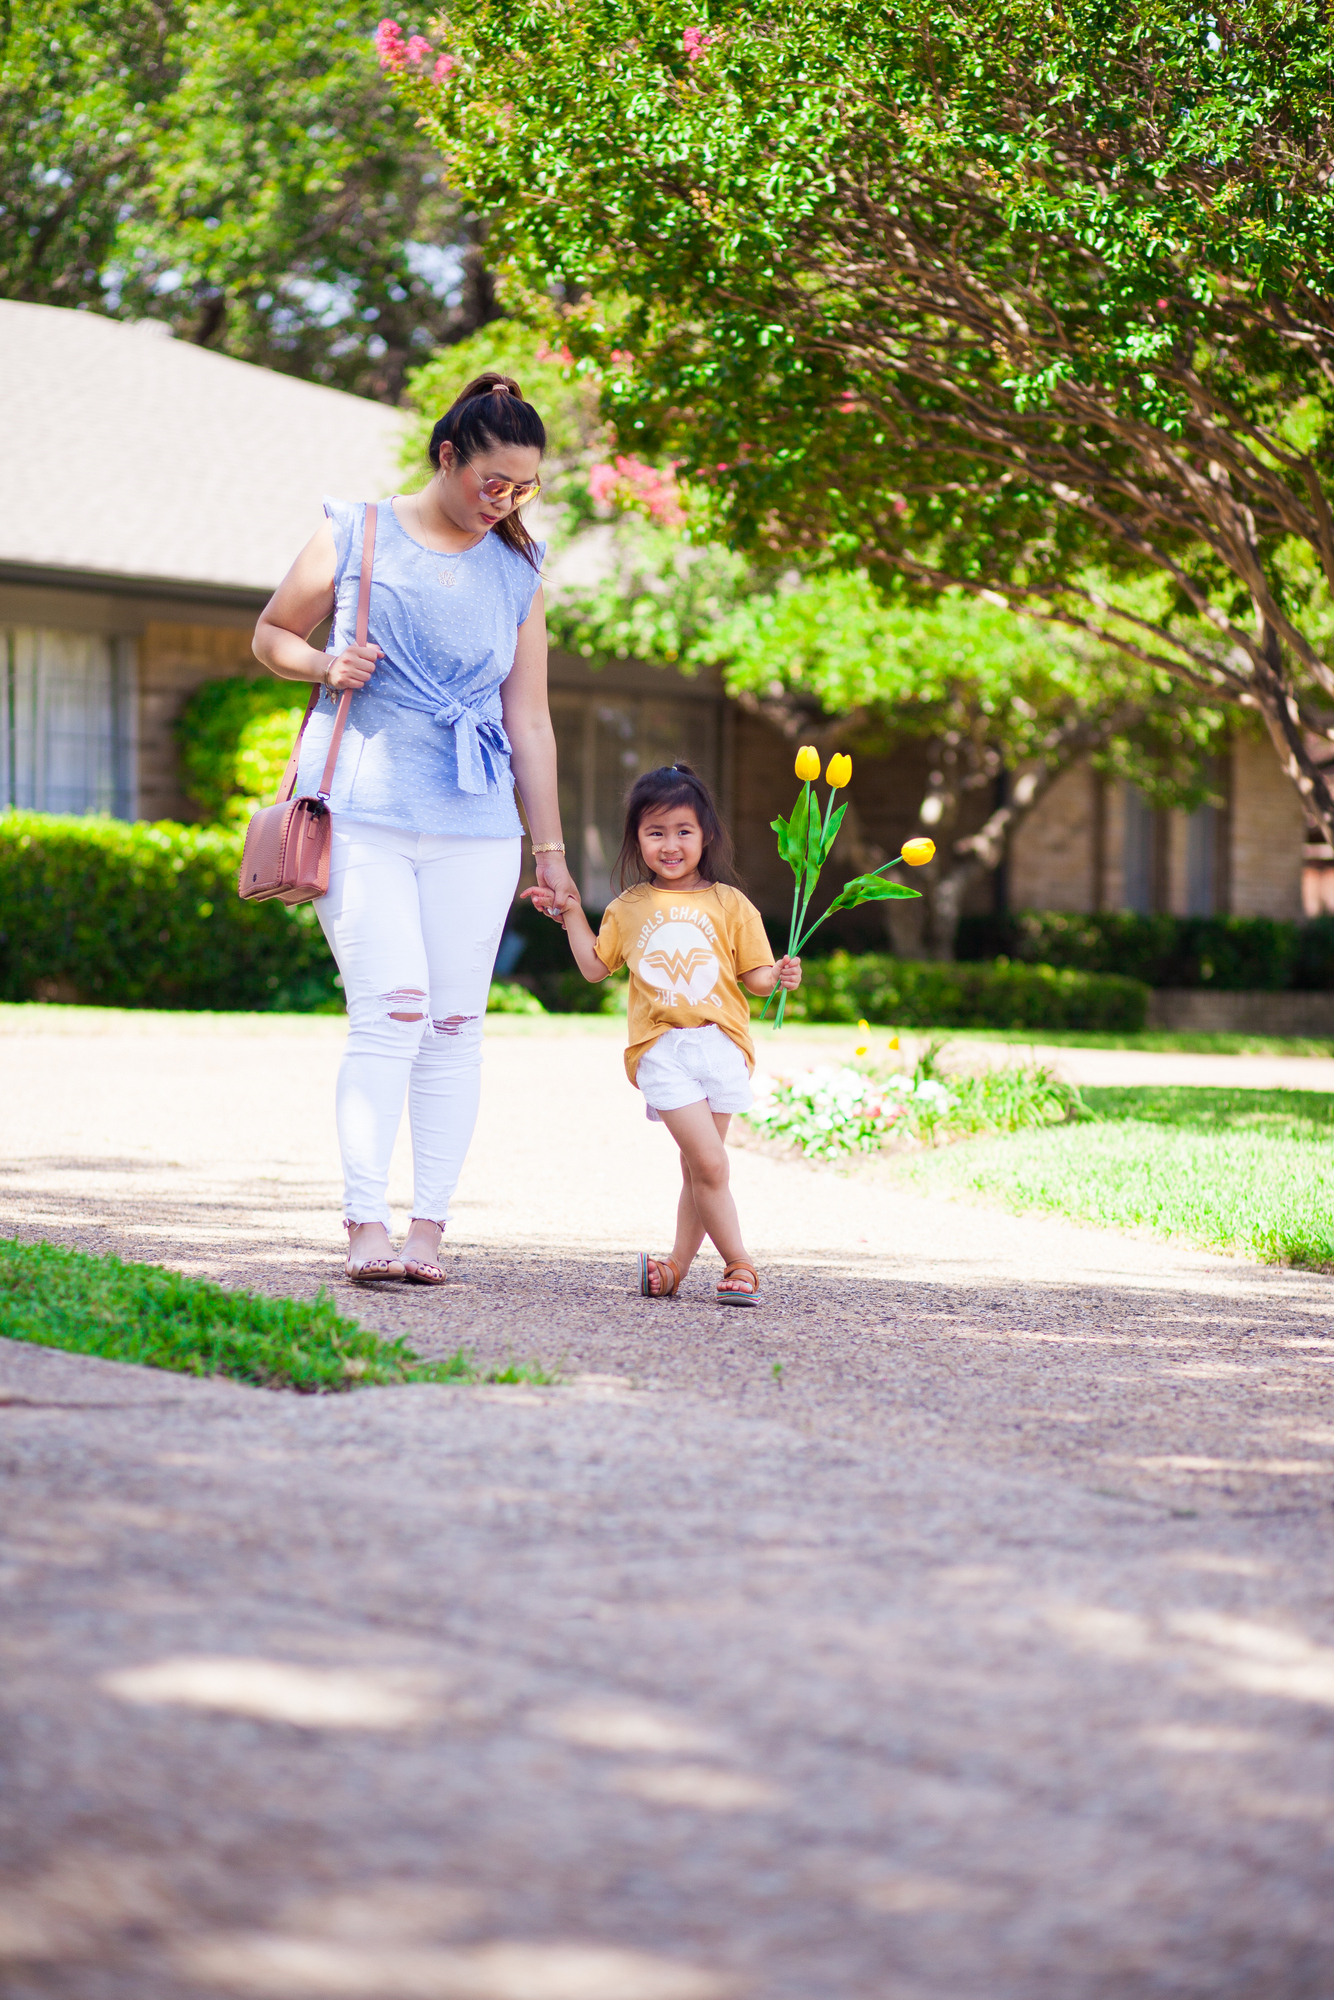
[430,697,512,794]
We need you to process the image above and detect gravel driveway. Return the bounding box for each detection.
[1,1009,1332,1999]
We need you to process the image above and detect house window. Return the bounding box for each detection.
[0,628,135,818]
[549,691,721,906]
[1185,803,1217,915]
[1122,784,1157,913]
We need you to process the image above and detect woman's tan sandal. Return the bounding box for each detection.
[717,1261,761,1307]
[403,1258,447,1287]
[639,1252,682,1299]
[343,1220,405,1285]
[346,1256,406,1285]
[402,1218,447,1286]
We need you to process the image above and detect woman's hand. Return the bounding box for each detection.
[325,642,382,693]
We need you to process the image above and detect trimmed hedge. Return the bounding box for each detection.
[958,910,1334,992]
[0,813,338,1011]
[784,950,1148,1031]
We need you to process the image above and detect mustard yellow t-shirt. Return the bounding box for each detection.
[595,881,775,1085]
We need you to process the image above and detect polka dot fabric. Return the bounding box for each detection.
[295,497,544,838]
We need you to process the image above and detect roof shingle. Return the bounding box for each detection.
[0,301,407,594]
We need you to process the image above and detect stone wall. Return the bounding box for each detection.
[1009,764,1100,913]
[138,618,265,822]
[1004,735,1305,921]
[1228,731,1306,921]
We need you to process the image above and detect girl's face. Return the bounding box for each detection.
[639,804,705,885]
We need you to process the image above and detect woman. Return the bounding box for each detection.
[253,372,576,1284]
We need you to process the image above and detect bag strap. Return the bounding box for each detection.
[273,501,378,805]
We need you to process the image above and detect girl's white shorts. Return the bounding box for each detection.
[636,1023,754,1122]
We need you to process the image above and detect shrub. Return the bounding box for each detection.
[783,950,1147,1031]
[175,675,308,821]
[957,909,1334,991]
[0,812,339,1011]
[486,980,546,1014]
[495,897,629,1012]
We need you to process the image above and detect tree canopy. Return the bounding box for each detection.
[388,0,1334,832]
[1,0,493,399]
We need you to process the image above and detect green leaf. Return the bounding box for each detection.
[817,800,848,864]
[772,786,813,885]
[824,874,923,914]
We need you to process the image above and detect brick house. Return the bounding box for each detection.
[0,299,1316,943]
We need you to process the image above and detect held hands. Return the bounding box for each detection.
[521,864,580,927]
[325,642,382,693]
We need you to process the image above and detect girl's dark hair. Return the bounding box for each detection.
[428,371,546,570]
[615,763,740,891]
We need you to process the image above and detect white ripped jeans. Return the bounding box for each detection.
[315,820,522,1228]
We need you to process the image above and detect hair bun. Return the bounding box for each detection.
[458,370,524,404]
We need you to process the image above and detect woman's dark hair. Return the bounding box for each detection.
[428,370,546,570]
[615,763,740,890]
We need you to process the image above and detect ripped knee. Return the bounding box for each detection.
[384,986,426,1022]
[430,1012,478,1038]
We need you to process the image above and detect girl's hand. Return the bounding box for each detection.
[520,883,561,924]
[325,642,381,692]
[776,954,802,991]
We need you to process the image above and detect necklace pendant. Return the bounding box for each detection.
[437,570,457,587]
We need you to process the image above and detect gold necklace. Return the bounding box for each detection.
[408,494,480,585]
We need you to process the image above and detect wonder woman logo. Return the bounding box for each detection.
[639,922,722,1005]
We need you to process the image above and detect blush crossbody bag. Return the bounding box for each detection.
[237,502,378,907]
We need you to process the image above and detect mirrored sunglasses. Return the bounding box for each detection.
[467,464,541,506]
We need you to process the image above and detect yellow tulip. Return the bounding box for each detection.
[888,1036,900,1051]
[825,753,853,788]
[794,745,820,782]
[901,837,936,866]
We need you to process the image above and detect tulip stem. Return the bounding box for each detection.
[789,854,904,957]
[763,778,813,1024]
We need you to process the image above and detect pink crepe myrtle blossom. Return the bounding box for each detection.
[682,25,717,61]
[433,51,458,79]
[536,340,575,365]
[375,17,408,68]
[588,455,686,527]
[587,463,620,504]
[375,18,440,69]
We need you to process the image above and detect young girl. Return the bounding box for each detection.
[525,763,801,1306]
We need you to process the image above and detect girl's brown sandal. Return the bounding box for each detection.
[716,1261,761,1307]
[639,1252,682,1299]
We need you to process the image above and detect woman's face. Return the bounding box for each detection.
[436,440,542,537]
[638,804,705,884]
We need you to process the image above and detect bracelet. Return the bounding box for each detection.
[532,841,566,854]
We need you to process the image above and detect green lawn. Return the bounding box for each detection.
[0,1238,547,1390]
[904,1085,1334,1269]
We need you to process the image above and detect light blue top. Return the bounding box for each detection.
[295,497,544,837]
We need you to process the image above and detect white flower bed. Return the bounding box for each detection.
[747,1064,959,1159]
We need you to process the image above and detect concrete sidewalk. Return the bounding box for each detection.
[1,1015,1332,1999]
